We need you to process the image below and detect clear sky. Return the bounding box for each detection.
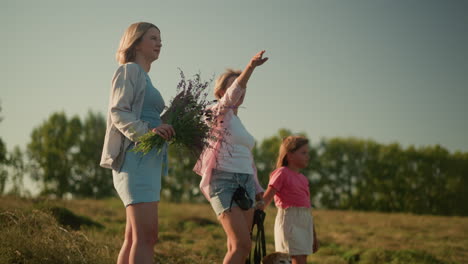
[2,0,468,155]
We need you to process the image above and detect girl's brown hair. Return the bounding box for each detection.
[275,135,309,169]
[214,69,242,99]
[116,22,159,65]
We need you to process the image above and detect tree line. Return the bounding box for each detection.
[1,111,467,216]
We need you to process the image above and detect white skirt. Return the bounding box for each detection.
[274,207,315,256]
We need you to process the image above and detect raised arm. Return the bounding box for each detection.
[215,51,268,117]
[237,50,268,89]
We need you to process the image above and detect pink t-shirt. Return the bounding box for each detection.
[269,167,311,209]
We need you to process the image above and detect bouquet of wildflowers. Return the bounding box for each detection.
[133,69,216,157]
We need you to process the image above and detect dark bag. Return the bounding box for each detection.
[230,184,253,211]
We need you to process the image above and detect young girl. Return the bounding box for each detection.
[261,136,318,264]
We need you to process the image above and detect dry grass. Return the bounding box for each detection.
[307,210,468,263]
[1,196,467,264]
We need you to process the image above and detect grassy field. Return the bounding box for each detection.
[0,196,467,264]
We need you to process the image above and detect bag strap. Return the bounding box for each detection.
[246,209,267,264]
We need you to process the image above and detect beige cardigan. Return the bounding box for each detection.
[100,63,150,171]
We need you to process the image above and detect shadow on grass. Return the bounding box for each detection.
[176,216,217,232]
[47,206,104,230]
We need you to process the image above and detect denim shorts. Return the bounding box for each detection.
[209,169,256,216]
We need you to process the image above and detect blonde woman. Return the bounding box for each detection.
[194,51,268,263]
[100,22,175,264]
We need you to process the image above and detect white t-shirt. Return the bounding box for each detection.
[217,111,256,174]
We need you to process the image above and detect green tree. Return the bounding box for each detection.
[448,151,468,215]
[312,137,468,216]
[0,139,7,194]
[314,138,371,209]
[164,146,204,202]
[0,103,7,194]
[351,140,381,211]
[314,138,348,209]
[72,111,112,198]
[27,112,82,198]
[7,146,27,196]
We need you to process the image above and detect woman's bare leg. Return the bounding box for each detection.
[117,214,133,264]
[219,207,254,264]
[127,202,159,264]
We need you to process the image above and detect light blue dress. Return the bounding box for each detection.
[112,70,168,206]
